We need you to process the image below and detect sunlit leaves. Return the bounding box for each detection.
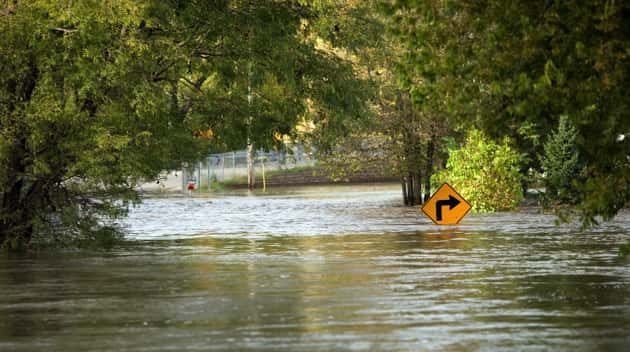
[433,130,524,213]
[389,0,630,222]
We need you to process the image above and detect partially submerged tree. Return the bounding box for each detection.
[309,0,453,206]
[1,1,207,247]
[0,0,371,248]
[387,0,630,224]
[433,130,524,213]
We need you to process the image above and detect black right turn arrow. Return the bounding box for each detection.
[435,195,461,221]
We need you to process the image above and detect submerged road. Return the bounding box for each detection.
[1,184,629,351]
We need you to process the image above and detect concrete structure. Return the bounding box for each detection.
[136,171,183,193]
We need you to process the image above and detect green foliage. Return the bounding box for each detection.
[0,0,371,249]
[433,130,524,213]
[1,0,193,247]
[157,0,372,153]
[388,0,630,224]
[318,133,397,182]
[307,1,453,206]
[539,115,581,203]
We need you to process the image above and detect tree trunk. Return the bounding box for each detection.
[401,177,409,205]
[406,173,414,205]
[0,179,34,245]
[413,172,422,205]
[247,142,255,190]
[0,133,35,244]
[1,58,38,246]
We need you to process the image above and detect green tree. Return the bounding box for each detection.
[540,115,581,203]
[1,0,206,248]
[151,0,371,189]
[433,130,524,213]
[308,0,453,206]
[387,0,630,224]
[0,0,371,249]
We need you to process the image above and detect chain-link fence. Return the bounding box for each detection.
[182,145,315,189]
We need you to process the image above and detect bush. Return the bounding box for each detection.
[432,130,524,212]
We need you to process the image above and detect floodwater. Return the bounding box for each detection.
[1,184,630,351]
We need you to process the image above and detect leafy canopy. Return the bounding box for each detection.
[0,0,370,248]
[388,0,630,224]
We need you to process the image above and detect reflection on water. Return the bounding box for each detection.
[1,184,630,351]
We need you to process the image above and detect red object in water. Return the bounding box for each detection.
[187,182,196,191]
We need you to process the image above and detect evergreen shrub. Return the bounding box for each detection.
[539,115,581,204]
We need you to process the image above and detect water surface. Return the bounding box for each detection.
[1,184,629,351]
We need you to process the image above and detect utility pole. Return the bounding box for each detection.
[246,63,255,190]
[246,4,255,191]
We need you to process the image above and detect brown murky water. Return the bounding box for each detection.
[1,184,629,351]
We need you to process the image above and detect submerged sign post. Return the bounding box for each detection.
[421,183,472,225]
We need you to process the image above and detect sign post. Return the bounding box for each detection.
[421,183,472,225]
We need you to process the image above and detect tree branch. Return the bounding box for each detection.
[52,27,78,34]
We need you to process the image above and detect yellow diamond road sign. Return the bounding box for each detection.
[421,183,472,225]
